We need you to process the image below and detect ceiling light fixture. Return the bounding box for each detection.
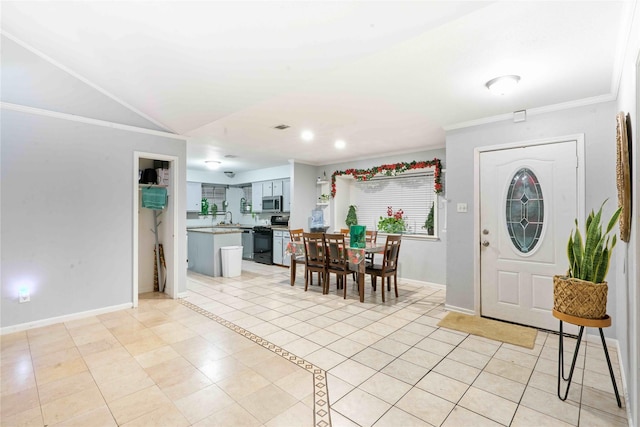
[205,160,221,170]
[335,139,346,149]
[485,75,521,95]
[224,171,235,178]
[301,130,314,141]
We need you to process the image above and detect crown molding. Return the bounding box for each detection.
[1,102,188,141]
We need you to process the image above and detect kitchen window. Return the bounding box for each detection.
[351,172,437,236]
[201,184,227,212]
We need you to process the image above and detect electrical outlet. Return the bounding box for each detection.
[457,203,468,213]
[19,293,30,303]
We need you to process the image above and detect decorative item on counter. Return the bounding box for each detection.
[222,200,229,211]
[345,205,358,227]
[350,225,366,248]
[553,200,621,319]
[200,198,209,216]
[210,203,218,217]
[378,206,406,234]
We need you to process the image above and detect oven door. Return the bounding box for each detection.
[253,230,273,264]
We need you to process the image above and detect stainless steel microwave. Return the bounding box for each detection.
[262,196,283,212]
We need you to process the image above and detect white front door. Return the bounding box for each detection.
[480,140,581,331]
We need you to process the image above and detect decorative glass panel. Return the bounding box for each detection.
[506,168,544,253]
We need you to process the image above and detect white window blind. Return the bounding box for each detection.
[201,184,227,211]
[352,173,436,234]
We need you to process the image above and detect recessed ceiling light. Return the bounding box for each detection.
[205,160,221,170]
[335,139,346,149]
[301,130,314,141]
[485,75,521,95]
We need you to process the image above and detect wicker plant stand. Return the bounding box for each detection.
[552,309,621,407]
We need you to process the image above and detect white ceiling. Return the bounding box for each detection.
[1,1,633,172]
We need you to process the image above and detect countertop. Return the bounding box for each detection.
[187,227,243,235]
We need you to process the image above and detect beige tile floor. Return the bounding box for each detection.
[0,261,629,426]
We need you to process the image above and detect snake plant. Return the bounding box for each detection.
[567,200,621,283]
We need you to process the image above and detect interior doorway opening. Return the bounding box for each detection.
[133,152,179,307]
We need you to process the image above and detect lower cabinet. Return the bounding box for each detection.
[273,230,291,267]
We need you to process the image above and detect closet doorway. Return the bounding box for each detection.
[133,152,179,307]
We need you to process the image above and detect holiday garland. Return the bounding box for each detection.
[330,158,443,198]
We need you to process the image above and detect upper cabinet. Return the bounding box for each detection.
[252,182,263,213]
[252,179,290,212]
[272,180,283,197]
[186,182,202,212]
[261,180,283,197]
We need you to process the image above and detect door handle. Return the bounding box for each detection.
[482,240,490,247]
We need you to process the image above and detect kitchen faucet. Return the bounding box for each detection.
[225,211,233,224]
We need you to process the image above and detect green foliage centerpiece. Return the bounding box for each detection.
[553,201,621,319]
[378,206,406,234]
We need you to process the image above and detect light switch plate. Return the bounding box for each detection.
[457,203,468,213]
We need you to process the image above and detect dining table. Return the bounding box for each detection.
[285,239,385,302]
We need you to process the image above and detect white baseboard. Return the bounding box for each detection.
[401,277,446,290]
[178,292,189,299]
[444,304,476,315]
[1,303,133,335]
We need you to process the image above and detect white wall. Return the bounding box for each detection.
[290,162,318,230]
[1,109,187,329]
[614,4,640,424]
[445,101,619,328]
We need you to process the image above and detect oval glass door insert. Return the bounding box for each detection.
[506,168,544,253]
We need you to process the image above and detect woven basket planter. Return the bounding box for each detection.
[553,275,608,319]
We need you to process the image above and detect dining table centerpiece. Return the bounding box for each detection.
[378,206,406,234]
[553,200,621,319]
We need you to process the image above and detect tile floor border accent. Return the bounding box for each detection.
[180,299,332,427]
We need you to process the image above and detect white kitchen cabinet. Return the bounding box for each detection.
[252,182,263,212]
[272,180,283,196]
[282,179,290,212]
[262,181,273,197]
[252,182,262,212]
[273,230,284,265]
[272,230,291,266]
[187,182,202,212]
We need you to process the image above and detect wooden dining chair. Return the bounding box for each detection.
[289,228,305,286]
[366,235,401,302]
[324,233,351,299]
[364,230,378,265]
[303,232,328,293]
[340,228,350,235]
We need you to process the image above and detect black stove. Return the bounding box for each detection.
[253,216,289,265]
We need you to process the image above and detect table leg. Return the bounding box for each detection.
[290,260,296,286]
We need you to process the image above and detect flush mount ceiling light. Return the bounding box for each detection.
[485,75,521,95]
[301,130,314,141]
[205,160,221,170]
[335,139,346,149]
